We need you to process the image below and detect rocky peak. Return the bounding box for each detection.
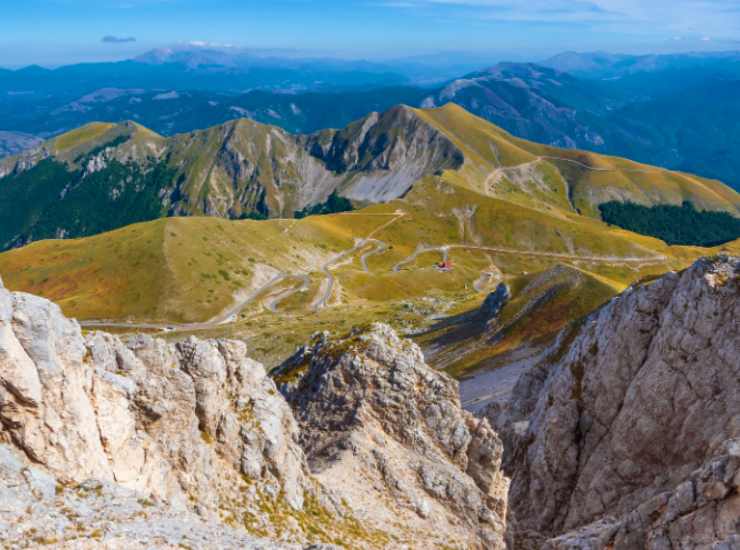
[281,323,509,549]
[494,255,740,548]
[302,105,464,175]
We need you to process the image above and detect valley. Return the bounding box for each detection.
[1,103,738,380]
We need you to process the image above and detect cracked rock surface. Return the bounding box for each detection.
[0,277,346,547]
[495,256,740,549]
[281,323,509,549]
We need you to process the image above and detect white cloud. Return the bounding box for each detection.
[187,41,235,48]
[102,35,137,43]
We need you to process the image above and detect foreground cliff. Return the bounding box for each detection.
[490,255,740,548]
[278,326,509,548]
[0,276,506,548]
[0,276,341,547]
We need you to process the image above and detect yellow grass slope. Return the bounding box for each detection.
[416,103,740,217]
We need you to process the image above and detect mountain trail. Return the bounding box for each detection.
[263,275,310,313]
[311,210,406,310]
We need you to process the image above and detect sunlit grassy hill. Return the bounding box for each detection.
[2,170,736,371]
[1,102,739,372]
[417,103,740,217]
[1,103,738,250]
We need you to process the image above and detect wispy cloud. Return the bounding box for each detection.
[102,35,137,43]
[378,0,740,35]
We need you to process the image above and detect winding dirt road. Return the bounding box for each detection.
[359,241,388,272]
[391,242,667,273]
[538,155,653,174]
[263,275,310,313]
[80,198,669,333]
[81,211,405,331]
[392,244,450,272]
[311,210,406,310]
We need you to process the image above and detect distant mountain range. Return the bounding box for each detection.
[0,46,492,100]
[542,50,740,80]
[2,49,740,190]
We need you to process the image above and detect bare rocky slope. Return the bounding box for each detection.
[488,255,739,549]
[278,326,509,548]
[0,275,506,549]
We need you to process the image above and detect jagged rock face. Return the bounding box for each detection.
[498,256,740,549]
[0,279,339,547]
[166,118,344,218]
[0,279,508,548]
[280,324,509,549]
[302,106,463,202]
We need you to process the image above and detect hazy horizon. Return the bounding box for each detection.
[2,0,739,67]
[3,43,740,71]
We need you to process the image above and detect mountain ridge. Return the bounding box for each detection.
[2,102,737,251]
[4,55,740,191]
[0,105,465,248]
[1,102,738,375]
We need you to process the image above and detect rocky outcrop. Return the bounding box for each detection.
[494,255,739,548]
[0,278,361,547]
[302,105,463,202]
[0,278,507,548]
[280,324,509,549]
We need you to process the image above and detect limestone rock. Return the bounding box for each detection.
[281,323,509,549]
[1,277,504,548]
[0,281,342,547]
[0,443,298,550]
[500,255,740,549]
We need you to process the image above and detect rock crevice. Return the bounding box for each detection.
[491,255,739,549]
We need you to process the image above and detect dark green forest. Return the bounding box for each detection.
[0,158,173,250]
[599,200,740,246]
[294,192,353,219]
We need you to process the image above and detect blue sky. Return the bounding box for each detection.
[2,0,739,66]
